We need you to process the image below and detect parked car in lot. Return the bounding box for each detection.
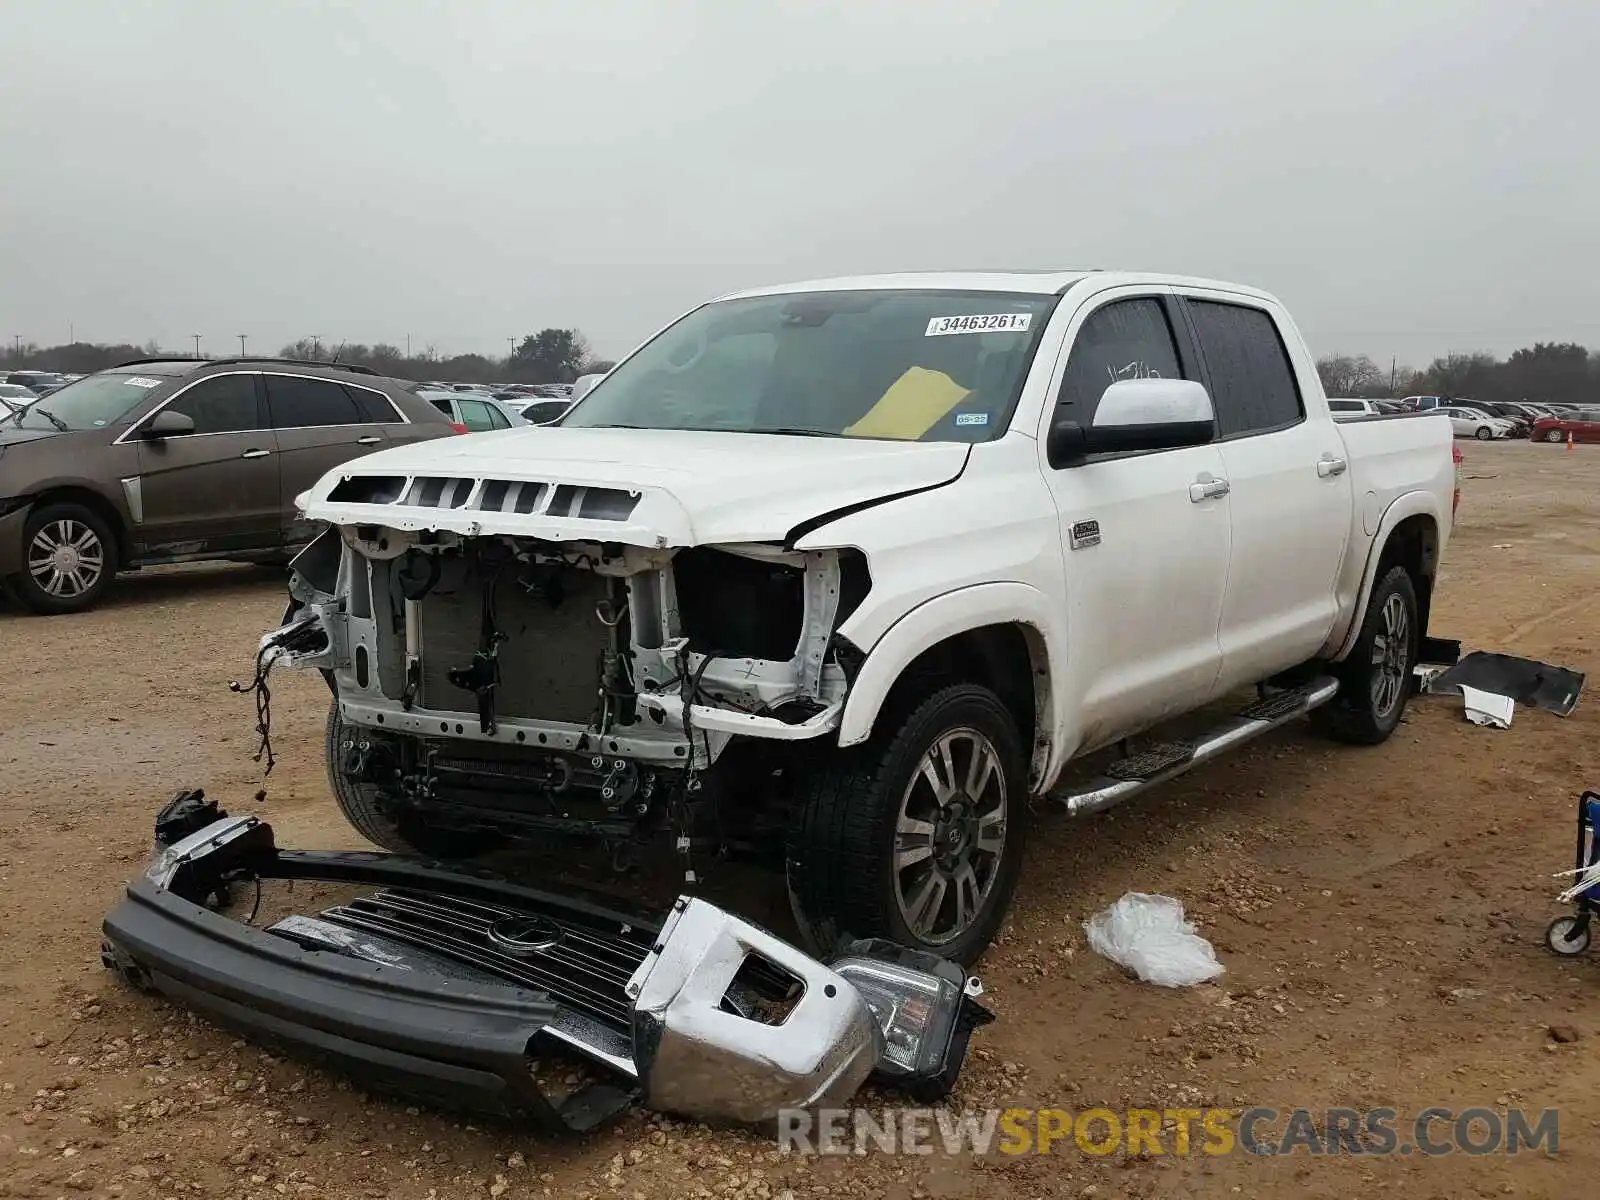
[0,358,458,614]
[1431,405,1514,440]
[6,371,68,395]
[1328,398,1384,420]
[0,383,37,415]
[414,389,529,431]
[269,269,1455,965]
[1447,399,1531,437]
[1532,408,1600,443]
[510,396,573,424]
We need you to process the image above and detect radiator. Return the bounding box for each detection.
[417,561,612,725]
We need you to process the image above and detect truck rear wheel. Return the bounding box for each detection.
[785,683,1028,967]
[1311,565,1418,745]
[324,702,499,859]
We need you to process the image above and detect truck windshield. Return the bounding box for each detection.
[9,372,162,432]
[562,289,1058,442]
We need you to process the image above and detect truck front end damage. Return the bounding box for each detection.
[100,801,990,1131]
[271,468,868,863]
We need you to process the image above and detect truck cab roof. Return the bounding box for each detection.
[718,270,1278,302]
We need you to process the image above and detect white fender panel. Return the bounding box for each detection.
[836,581,1066,765]
[1323,490,1445,662]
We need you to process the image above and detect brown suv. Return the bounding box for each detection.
[0,358,458,614]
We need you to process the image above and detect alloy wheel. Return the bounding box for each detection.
[27,518,106,600]
[892,727,1009,946]
[1369,592,1411,717]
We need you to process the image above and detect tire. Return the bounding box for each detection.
[1475,426,1493,441]
[1311,565,1419,746]
[1546,915,1591,958]
[786,683,1029,967]
[1547,429,1565,443]
[10,503,118,614]
[324,701,499,859]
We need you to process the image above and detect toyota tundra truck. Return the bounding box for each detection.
[267,271,1455,966]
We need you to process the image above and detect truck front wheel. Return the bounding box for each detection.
[324,702,500,859]
[786,684,1028,967]
[1312,565,1418,745]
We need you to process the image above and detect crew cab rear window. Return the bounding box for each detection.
[1057,298,1184,424]
[1186,301,1304,437]
[264,375,362,428]
[1328,400,1364,412]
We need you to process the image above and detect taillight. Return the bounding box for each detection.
[450,422,468,434]
[1452,444,1463,517]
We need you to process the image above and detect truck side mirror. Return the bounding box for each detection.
[1047,379,1216,468]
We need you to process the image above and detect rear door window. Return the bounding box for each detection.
[1186,301,1304,438]
[164,373,264,434]
[1056,298,1185,426]
[456,399,499,432]
[264,375,364,428]
[345,384,403,423]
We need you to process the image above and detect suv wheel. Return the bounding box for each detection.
[11,503,118,614]
[1311,565,1418,745]
[786,683,1028,966]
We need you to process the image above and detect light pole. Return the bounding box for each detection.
[238,334,247,356]
[192,333,202,358]
[310,335,321,359]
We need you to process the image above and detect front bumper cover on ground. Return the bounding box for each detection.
[101,800,990,1133]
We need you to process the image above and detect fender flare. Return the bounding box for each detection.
[836,581,1067,771]
[1326,490,1445,662]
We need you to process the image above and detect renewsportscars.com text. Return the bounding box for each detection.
[777,1106,1559,1157]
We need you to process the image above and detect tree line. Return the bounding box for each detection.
[1316,343,1600,406]
[1,328,616,386]
[7,329,1595,404]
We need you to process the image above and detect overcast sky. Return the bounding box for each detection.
[2,0,1596,368]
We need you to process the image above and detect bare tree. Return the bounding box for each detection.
[1316,354,1385,397]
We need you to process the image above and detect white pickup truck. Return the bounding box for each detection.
[273,271,1456,965]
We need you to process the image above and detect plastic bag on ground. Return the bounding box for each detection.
[1085,892,1225,987]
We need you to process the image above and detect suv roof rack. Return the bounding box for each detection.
[114,356,380,376]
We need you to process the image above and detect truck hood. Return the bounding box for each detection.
[300,426,970,547]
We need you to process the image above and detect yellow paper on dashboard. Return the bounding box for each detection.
[844,367,971,440]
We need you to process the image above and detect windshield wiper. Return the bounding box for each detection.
[28,408,70,433]
[746,426,843,438]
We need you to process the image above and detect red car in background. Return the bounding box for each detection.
[1532,408,1600,444]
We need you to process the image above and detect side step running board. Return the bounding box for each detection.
[1053,676,1340,817]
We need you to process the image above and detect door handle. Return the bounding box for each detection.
[356,435,382,445]
[1189,477,1231,503]
[241,449,271,459]
[1317,455,1348,478]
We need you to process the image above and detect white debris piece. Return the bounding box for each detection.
[1084,892,1225,987]
[1553,865,1600,905]
[1461,685,1515,729]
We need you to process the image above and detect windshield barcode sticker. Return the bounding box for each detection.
[123,377,162,388]
[925,313,1032,337]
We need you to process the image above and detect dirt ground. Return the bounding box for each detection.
[2,440,1597,1200]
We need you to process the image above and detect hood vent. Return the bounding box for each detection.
[323,473,640,522]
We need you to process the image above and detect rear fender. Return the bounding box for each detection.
[1324,491,1444,662]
